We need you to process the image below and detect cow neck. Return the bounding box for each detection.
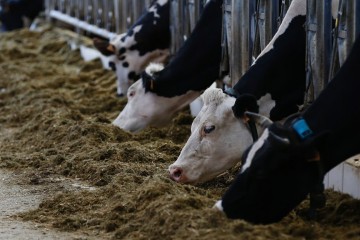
[233,15,306,121]
[303,35,360,171]
[143,0,223,98]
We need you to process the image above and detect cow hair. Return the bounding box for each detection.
[142,63,164,91]
[201,88,227,107]
[145,63,164,76]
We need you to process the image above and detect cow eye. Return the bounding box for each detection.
[128,90,135,98]
[204,125,215,134]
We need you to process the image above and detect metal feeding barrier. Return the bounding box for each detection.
[45,0,205,53]
[45,0,152,39]
[305,0,360,103]
[222,0,292,86]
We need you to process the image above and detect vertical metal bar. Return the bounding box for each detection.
[257,0,279,50]
[337,0,360,66]
[220,0,231,79]
[305,0,332,103]
[170,0,186,55]
[188,0,199,31]
[230,0,256,86]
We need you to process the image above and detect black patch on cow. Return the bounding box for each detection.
[127,29,134,37]
[119,47,126,55]
[118,55,126,61]
[128,71,140,81]
[142,0,223,97]
[121,0,171,57]
[233,15,307,121]
[122,62,129,68]
[221,35,360,224]
[109,61,117,71]
[121,36,126,42]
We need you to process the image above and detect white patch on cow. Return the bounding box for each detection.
[109,26,170,96]
[112,63,200,132]
[145,62,164,75]
[169,88,273,184]
[254,0,306,61]
[214,200,224,212]
[148,0,168,18]
[240,128,269,173]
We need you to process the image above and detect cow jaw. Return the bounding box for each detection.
[113,80,200,133]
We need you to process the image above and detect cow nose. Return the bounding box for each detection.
[169,167,184,182]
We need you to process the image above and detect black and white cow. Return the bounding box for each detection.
[169,0,340,184]
[113,0,223,132]
[227,0,306,121]
[169,0,306,183]
[94,0,170,96]
[215,34,360,224]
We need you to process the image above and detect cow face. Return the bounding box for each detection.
[112,63,200,133]
[216,121,324,224]
[168,89,272,184]
[93,0,170,96]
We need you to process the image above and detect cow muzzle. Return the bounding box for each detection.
[169,166,188,183]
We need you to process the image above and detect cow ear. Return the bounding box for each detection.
[244,111,273,129]
[93,38,116,56]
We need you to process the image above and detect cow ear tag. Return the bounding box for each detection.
[106,44,116,53]
[292,118,313,140]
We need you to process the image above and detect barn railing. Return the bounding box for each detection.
[222,0,292,86]
[169,0,206,55]
[45,0,205,52]
[305,0,360,104]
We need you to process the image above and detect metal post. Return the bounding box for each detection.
[187,0,201,31]
[257,0,279,50]
[230,0,256,86]
[337,0,360,66]
[170,0,186,55]
[305,0,332,103]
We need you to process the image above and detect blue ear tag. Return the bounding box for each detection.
[292,118,313,140]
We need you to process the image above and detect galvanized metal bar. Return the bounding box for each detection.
[48,9,117,39]
[305,0,332,103]
[257,0,279,50]
[229,0,256,86]
[187,0,201,31]
[220,0,231,79]
[337,0,360,66]
[170,0,186,55]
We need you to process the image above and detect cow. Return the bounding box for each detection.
[112,0,223,132]
[169,0,307,183]
[168,0,342,184]
[215,33,360,224]
[93,0,170,97]
[168,88,274,184]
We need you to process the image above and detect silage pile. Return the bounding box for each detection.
[1,27,360,239]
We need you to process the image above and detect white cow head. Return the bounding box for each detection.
[113,63,200,133]
[168,88,273,184]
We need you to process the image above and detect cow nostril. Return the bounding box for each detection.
[170,168,183,182]
[173,169,182,178]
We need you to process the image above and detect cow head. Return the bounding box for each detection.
[93,0,170,97]
[168,88,273,184]
[215,116,327,224]
[112,63,199,132]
